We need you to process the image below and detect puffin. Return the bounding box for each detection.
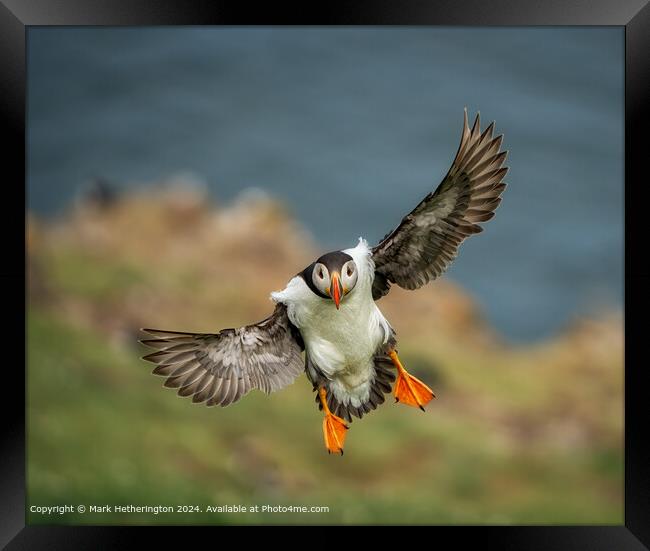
[141,110,508,455]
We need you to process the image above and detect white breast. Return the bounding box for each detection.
[271,238,393,407]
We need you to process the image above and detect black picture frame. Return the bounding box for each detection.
[6,0,648,546]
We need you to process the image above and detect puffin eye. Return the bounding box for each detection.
[347,265,354,277]
[318,269,324,279]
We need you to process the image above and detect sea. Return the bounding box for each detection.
[27,27,624,343]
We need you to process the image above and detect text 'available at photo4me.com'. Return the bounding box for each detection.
[29,504,331,516]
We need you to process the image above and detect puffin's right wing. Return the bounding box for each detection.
[371,110,508,300]
[140,303,304,407]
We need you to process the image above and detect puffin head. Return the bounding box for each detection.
[302,251,358,309]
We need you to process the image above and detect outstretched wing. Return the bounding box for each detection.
[371,109,508,300]
[140,303,305,407]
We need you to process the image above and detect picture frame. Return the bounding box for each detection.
[6,0,648,545]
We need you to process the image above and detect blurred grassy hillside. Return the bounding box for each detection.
[26,184,623,525]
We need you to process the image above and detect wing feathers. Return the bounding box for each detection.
[140,303,305,408]
[371,110,508,299]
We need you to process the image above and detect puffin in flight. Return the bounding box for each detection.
[141,110,508,455]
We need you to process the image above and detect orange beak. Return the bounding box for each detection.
[330,272,342,310]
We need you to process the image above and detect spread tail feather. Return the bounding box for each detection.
[314,354,396,423]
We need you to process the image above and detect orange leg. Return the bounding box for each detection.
[389,350,436,411]
[319,387,349,455]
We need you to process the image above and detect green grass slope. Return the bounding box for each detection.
[26,188,623,524]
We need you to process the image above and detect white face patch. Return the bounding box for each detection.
[311,262,331,295]
[341,260,358,294]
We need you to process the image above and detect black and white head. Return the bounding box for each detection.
[301,251,358,309]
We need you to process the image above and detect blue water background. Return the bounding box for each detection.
[27,27,624,342]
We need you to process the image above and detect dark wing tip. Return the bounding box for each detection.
[140,327,201,338]
[139,338,159,346]
[471,112,481,135]
[141,350,165,362]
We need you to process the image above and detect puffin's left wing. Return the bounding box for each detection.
[371,110,508,300]
[140,303,304,407]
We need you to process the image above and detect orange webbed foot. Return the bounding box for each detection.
[318,387,349,455]
[322,411,349,455]
[389,350,436,411]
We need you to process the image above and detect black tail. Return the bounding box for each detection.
[314,353,396,423]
